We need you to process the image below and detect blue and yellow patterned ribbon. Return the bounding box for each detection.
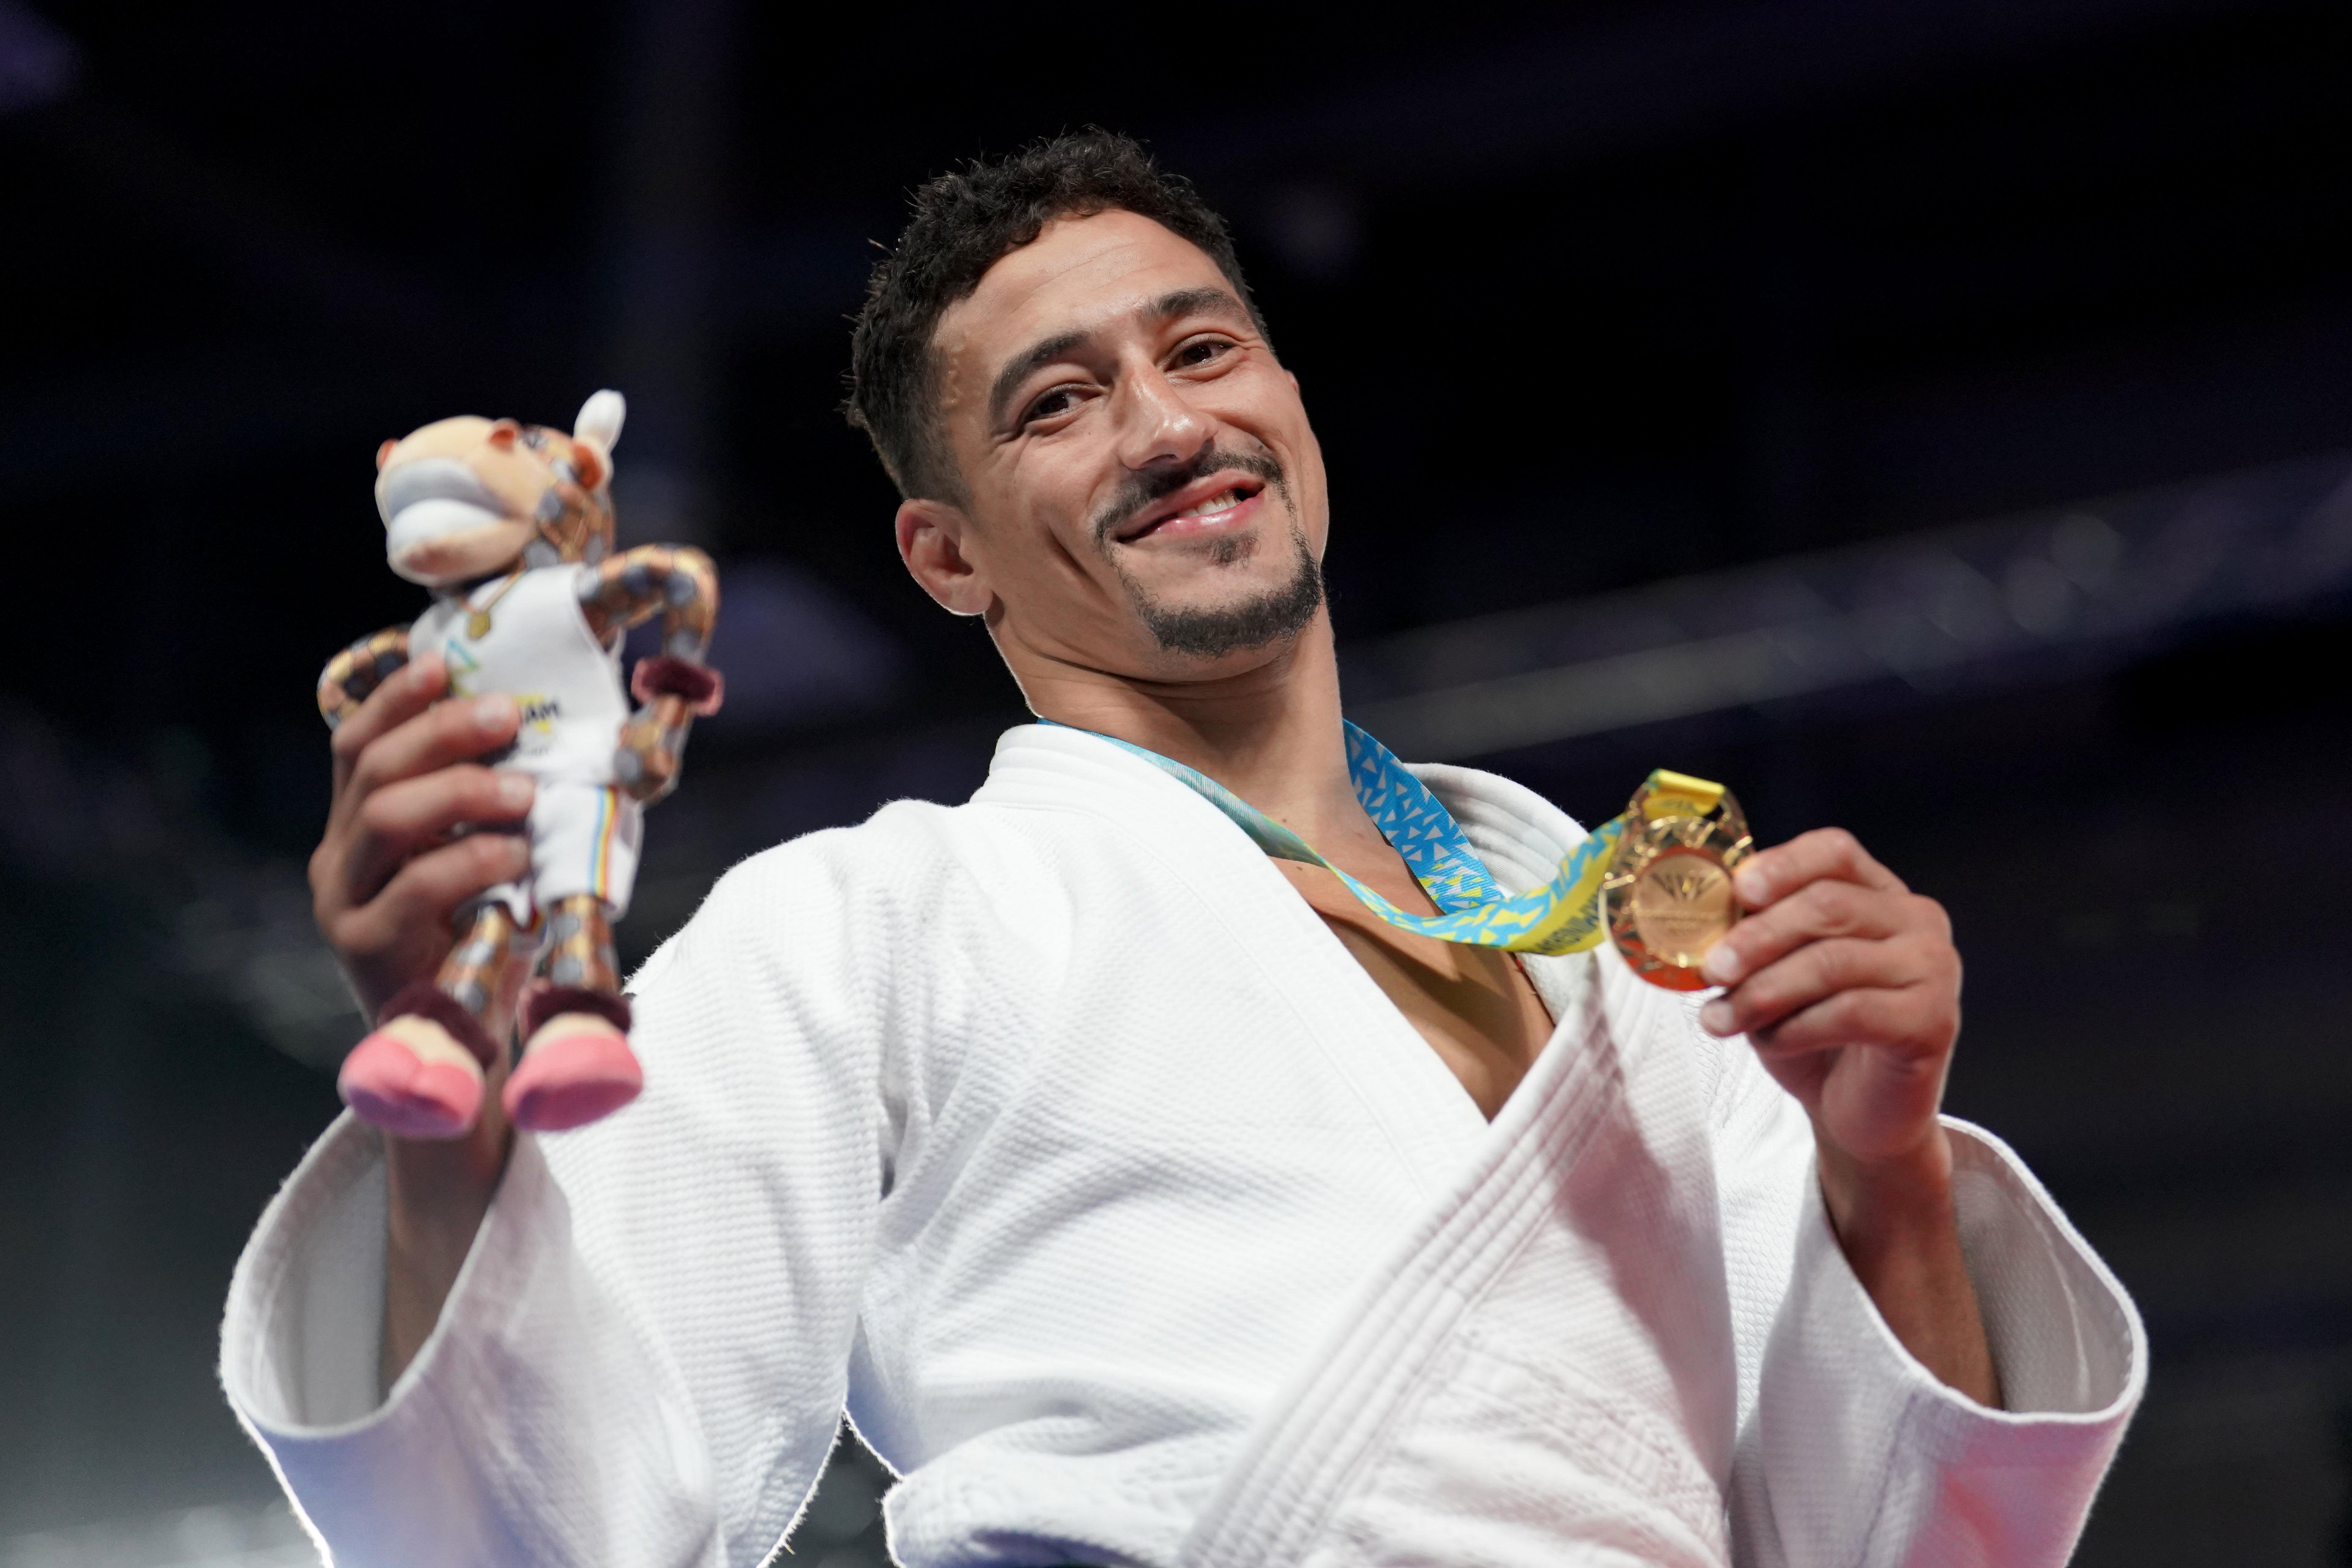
[1061,718,1639,957]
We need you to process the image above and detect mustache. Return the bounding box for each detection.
[1090,443,1288,548]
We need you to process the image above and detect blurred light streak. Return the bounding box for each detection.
[1343,453,2352,760]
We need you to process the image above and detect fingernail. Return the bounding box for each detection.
[1700,999,1735,1036]
[412,652,444,682]
[497,773,534,810]
[474,695,518,730]
[1701,944,1743,985]
[1734,867,1768,905]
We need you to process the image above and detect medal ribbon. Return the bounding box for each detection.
[1057,719,1715,957]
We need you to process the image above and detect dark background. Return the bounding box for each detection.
[5,2,2352,1563]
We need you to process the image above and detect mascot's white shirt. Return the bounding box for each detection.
[411,565,628,783]
[220,725,2145,1568]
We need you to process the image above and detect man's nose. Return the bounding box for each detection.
[1110,364,1212,473]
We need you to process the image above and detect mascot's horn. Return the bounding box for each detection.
[574,389,626,456]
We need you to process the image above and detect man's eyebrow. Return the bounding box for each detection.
[1150,285,1250,326]
[987,287,1254,428]
[988,329,1090,430]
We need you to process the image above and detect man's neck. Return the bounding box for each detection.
[1012,612,1375,854]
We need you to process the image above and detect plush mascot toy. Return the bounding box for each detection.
[317,390,721,1137]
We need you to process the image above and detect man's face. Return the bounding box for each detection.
[913,209,1330,681]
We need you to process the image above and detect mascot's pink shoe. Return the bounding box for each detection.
[503,985,642,1132]
[338,985,495,1139]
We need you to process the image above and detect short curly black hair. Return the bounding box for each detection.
[845,129,1267,502]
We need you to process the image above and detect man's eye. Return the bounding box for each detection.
[1024,388,1077,426]
[1174,339,1233,368]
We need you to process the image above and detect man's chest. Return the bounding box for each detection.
[1268,859,1555,1121]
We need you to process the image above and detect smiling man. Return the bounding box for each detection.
[222,132,2143,1567]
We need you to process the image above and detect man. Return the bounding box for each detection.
[222,132,2142,1566]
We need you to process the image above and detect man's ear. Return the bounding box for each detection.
[376,439,398,471]
[896,497,991,617]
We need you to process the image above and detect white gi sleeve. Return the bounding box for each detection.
[219,836,902,1568]
[1714,1048,2148,1568]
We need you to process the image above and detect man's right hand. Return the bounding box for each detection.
[309,654,535,1021]
[310,653,536,1392]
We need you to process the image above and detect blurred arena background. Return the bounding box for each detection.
[5,1,2352,1563]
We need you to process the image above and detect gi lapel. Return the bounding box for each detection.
[1178,771,1743,1568]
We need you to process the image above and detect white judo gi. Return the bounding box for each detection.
[219,724,2145,1568]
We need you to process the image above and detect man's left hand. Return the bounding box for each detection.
[1696,827,1960,1169]
[1694,827,1999,1406]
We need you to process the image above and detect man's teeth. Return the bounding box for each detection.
[1180,489,1244,518]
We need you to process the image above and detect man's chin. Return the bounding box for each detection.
[1124,548,1327,663]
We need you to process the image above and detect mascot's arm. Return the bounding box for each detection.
[317,627,412,731]
[577,546,722,804]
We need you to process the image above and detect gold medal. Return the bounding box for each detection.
[1603,770,1752,991]
[461,564,527,641]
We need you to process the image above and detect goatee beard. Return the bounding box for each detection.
[1121,522,1326,659]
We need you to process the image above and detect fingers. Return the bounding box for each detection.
[1702,880,1947,988]
[1749,984,1943,1061]
[342,693,523,813]
[346,767,535,902]
[1699,927,1960,1054]
[1703,933,1907,1034]
[324,833,533,974]
[312,657,537,1022]
[1733,826,1904,912]
[329,655,447,793]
